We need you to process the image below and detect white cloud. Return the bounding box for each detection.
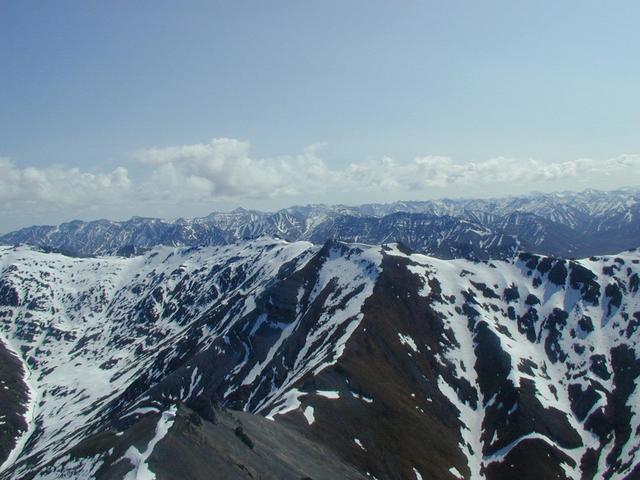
[341,155,640,192]
[134,138,334,201]
[0,157,132,208]
[1,140,639,230]
[131,138,640,201]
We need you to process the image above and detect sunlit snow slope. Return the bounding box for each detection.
[0,239,638,479]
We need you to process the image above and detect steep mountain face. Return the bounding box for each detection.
[1,189,638,259]
[0,239,638,479]
[492,212,590,258]
[200,208,309,241]
[306,213,521,260]
[0,217,232,257]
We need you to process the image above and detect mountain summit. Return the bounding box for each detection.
[0,238,638,479]
[1,189,639,260]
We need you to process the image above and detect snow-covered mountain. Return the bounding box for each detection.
[0,238,638,479]
[1,188,638,259]
[0,217,233,257]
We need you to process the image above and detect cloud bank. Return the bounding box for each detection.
[1,138,639,229]
[0,157,131,207]
[133,138,332,201]
[130,137,640,199]
[343,155,640,191]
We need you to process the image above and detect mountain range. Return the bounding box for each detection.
[0,237,638,479]
[0,188,639,479]
[1,188,639,260]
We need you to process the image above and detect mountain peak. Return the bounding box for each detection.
[1,188,638,259]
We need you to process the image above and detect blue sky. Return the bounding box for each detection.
[1,1,639,231]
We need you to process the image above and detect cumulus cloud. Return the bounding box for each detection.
[341,155,640,192]
[133,138,334,201]
[131,138,640,201]
[0,157,132,208]
[1,139,639,229]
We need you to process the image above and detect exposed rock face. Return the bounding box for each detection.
[26,404,366,480]
[0,341,31,471]
[0,239,638,479]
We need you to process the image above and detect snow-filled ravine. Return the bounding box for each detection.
[0,239,638,479]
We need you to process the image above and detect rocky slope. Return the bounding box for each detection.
[1,188,638,259]
[0,238,638,479]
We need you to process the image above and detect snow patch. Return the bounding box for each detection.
[303,406,315,425]
[449,466,463,479]
[398,333,418,352]
[122,406,177,480]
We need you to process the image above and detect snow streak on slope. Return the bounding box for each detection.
[387,246,640,479]
[0,238,638,479]
[0,239,383,479]
[256,244,382,418]
[0,240,315,476]
[122,406,176,480]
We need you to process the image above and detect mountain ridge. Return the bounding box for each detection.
[2,188,639,260]
[0,239,638,478]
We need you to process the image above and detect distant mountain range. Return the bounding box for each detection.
[1,188,638,259]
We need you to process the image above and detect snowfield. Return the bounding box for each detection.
[0,239,637,479]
